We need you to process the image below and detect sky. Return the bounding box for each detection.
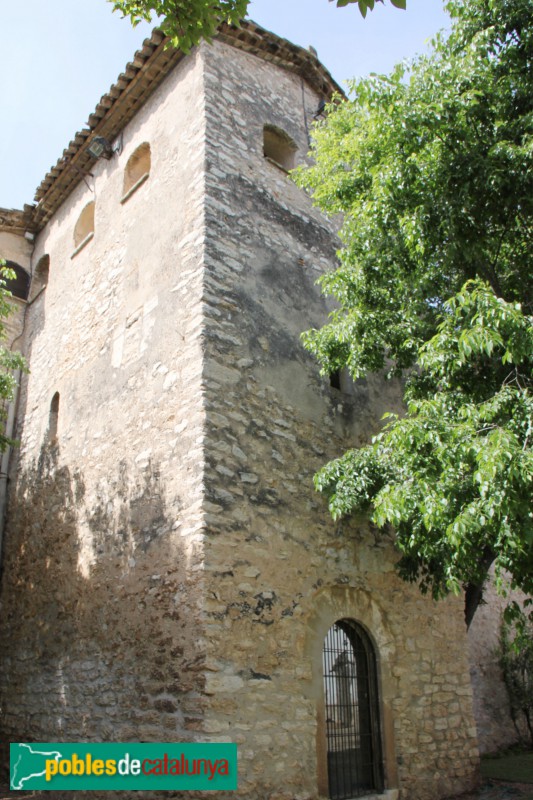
[0,0,450,210]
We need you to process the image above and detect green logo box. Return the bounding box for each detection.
[10,742,237,791]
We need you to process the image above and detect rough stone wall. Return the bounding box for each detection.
[200,40,480,800]
[468,579,529,753]
[0,50,208,751]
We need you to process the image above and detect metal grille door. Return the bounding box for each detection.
[323,620,383,799]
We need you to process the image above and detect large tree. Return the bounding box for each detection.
[109,0,405,51]
[295,0,532,626]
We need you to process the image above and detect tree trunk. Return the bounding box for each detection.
[464,549,496,628]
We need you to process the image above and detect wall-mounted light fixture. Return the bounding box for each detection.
[88,133,123,160]
[87,137,114,160]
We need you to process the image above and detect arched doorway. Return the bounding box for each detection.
[323,619,383,799]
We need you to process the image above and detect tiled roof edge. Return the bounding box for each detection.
[218,20,343,100]
[32,27,176,229]
[28,20,343,232]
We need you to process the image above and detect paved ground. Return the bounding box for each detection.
[451,780,533,800]
[0,781,532,799]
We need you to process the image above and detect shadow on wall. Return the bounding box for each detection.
[0,441,204,777]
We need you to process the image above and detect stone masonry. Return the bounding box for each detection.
[0,20,512,799]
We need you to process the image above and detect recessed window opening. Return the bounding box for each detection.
[122,142,151,202]
[48,392,60,442]
[2,261,30,301]
[263,125,297,172]
[73,201,95,255]
[330,369,341,390]
[323,620,383,799]
[329,368,354,395]
[30,254,50,300]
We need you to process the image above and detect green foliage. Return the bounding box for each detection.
[332,0,406,17]
[499,614,533,745]
[109,0,249,51]
[109,0,405,51]
[297,0,532,377]
[297,0,533,623]
[316,282,532,612]
[0,262,27,452]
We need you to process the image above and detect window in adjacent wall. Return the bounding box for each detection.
[2,261,30,301]
[329,368,354,395]
[263,125,297,172]
[121,142,151,202]
[329,369,342,391]
[30,254,50,300]
[322,619,383,799]
[48,392,60,442]
[72,201,95,256]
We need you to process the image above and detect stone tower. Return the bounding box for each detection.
[0,23,482,799]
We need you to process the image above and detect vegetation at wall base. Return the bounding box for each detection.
[295,0,533,626]
[481,749,533,782]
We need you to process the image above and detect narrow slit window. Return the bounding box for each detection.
[48,392,60,442]
[323,620,383,799]
[122,142,151,202]
[263,125,297,172]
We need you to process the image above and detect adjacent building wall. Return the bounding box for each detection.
[468,579,529,754]
[0,229,32,346]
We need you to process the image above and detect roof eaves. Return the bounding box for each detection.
[30,20,344,233]
[0,206,38,237]
[32,28,181,230]
[218,21,344,100]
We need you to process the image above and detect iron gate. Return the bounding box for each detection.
[322,620,383,799]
